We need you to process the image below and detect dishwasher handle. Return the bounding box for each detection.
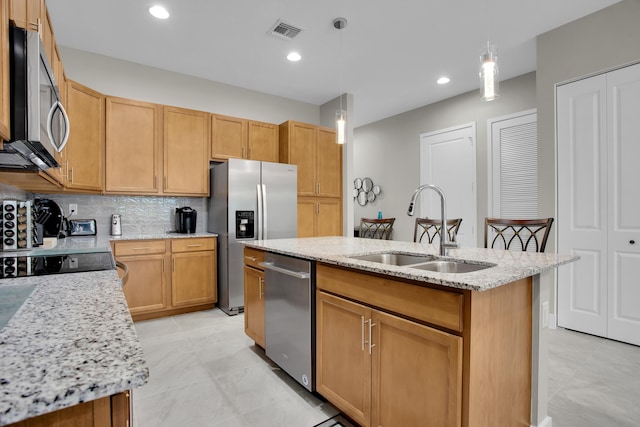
[259,261,310,279]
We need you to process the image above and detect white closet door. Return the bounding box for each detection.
[606,64,640,345]
[557,75,608,336]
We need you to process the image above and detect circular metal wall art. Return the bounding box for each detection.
[353,177,382,206]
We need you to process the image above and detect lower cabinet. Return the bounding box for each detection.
[113,237,217,321]
[7,391,131,427]
[316,291,463,427]
[243,247,265,347]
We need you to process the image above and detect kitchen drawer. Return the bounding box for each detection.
[171,237,216,253]
[243,247,265,270]
[114,240,167,256]
[317,263,464,332]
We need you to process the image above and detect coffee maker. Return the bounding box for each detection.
[175,207,197,234]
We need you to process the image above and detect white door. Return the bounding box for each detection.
[419,124,476,246]
[606,65,640,345]
[557,75,608,337]
[488,109,538,218]
[557,62,640,346]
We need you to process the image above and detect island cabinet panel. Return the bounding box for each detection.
[464,277,532,427]
[316,292,372,427]
[6,391,131,427]
[316,290,463,427]
[243,247,266,347]
[316,264,464,332]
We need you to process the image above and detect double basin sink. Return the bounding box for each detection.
[346,252,494,274]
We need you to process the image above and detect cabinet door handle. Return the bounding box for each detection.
[69,167,74,184]
[369,321,376,355]
[172,258,175,272]
[162,259,165,273]
[259,277,264,299]
[361,316,366,351]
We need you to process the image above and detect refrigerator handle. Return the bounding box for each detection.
[257,184,264,240]
[262,184,268,240]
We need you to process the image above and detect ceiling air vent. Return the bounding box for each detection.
[268,19,303,40]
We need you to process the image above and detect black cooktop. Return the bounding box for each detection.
[0,252,115,279]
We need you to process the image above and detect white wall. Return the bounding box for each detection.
[353,72,537,243]
[58,47,320,125]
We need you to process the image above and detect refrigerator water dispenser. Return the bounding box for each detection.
[236,211,254,239]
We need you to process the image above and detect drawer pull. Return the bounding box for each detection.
[245,256,258,261]
[186,244,203,247]
[133,247,150,250]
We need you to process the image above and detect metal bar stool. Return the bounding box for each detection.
[359,218,396,240]
[484,217,554,252]
[413,218,462,244]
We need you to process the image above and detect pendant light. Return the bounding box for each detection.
[479,0,499,101]
[333,17,347,144]
[480,43,499,101]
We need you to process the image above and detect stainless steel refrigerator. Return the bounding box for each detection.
[208,159,297,315]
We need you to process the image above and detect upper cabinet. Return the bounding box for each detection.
[279,121,342,198]
[105,97,162,195]
[211,114,279,163]
[65,80,104,192]
[8,0,41,32]
[1,0,11,142]
[105,99,210,196]
[248,120,279,163]
[211,114,246,161]
[163,106,209,196]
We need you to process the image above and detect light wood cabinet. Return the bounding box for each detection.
[316,291,462,427]
[8,0,41,32]
[6,391,131,427]
[280,121,343,237]
[170,237,216,307]
[113,237,217,322]
[211,114,246,160]
[211,115,279,162]
[243,247,266,348]
[163,106,209,196]
[64,80,104,192]
[297,197,342,238]
[105,97,162,194]
[1,0,10,142]
[114,240,168,317]
[248,120,279,162]
[316,263,533,427]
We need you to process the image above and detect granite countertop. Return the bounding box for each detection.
[0,271,148,426]
[244,236,578,291]
[0,232,217,425]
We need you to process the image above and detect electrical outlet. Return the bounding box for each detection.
[69,204,78,216]
[542,301,549,329]
[69,256,78,269]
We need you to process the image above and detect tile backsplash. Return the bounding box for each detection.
[35,194,208,237]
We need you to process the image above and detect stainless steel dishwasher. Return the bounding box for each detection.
[260,252,315,392]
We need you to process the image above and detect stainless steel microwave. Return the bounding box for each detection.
[0,25,70,171]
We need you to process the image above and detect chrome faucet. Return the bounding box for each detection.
[407,184,458,256]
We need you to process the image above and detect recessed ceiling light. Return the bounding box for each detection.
[287,52,302,62]
[149,5,170,19]
[437,77,451,85]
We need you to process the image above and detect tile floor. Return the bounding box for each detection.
[132,309,640,427]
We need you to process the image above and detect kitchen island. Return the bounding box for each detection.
[244,236,577,427]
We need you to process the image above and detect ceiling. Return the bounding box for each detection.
[47,0,621,127]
